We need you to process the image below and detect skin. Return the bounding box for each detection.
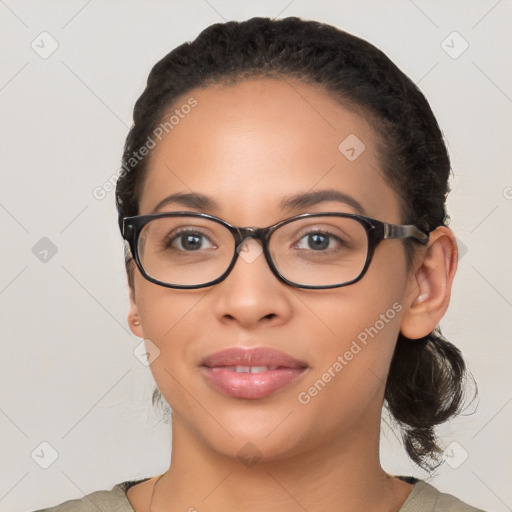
[125,77,458,512]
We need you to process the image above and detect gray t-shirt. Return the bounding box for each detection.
[33,476,486,512]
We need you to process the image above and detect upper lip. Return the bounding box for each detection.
[201,347,308,369]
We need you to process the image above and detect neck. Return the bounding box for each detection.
[150,411,413,512]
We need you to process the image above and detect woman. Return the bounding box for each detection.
[36,16,485,512]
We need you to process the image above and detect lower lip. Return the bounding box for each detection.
[200,367,307,399]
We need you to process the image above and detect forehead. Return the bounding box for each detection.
[138,77,402,224]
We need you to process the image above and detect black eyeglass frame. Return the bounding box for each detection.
[121,211,429,290]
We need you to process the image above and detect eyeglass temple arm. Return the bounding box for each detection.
[119,214,129,237]
[383,223,429,244]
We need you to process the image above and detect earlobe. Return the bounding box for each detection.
[127,286,143,337]
[400,226,458,340]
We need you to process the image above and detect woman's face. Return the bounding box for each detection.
[129,77,417,460]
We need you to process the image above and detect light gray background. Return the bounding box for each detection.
[1,1,511,511]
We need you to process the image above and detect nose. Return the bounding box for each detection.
[211,237,293,329]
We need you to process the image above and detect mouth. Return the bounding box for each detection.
[200,347,309,399]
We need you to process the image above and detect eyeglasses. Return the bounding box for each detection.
[121,211,429,290]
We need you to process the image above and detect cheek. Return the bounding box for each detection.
[304,289,404,385]
[134,277,208,383]
[305,243,407,347]
[294,296,404,437]
[295,247,407,408]
[135,275,208,340]
[134,285,209,419]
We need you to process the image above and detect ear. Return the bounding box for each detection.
[127,285,143,337]
[400,226,458,339]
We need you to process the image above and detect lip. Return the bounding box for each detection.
[200,347,309,399]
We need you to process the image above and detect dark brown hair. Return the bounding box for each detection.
[115,16,473,470]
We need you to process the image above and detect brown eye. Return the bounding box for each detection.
[165,229,215,251]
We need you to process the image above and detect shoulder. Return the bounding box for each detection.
[31,478,151,512]
[400,479,487,512]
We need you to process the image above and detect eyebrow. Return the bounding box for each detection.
[152,192,218,213]
[151,189,367,216]
[279,189,367,216]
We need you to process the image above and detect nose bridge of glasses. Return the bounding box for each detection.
[231,226,272,270]
[234,226,269,246]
